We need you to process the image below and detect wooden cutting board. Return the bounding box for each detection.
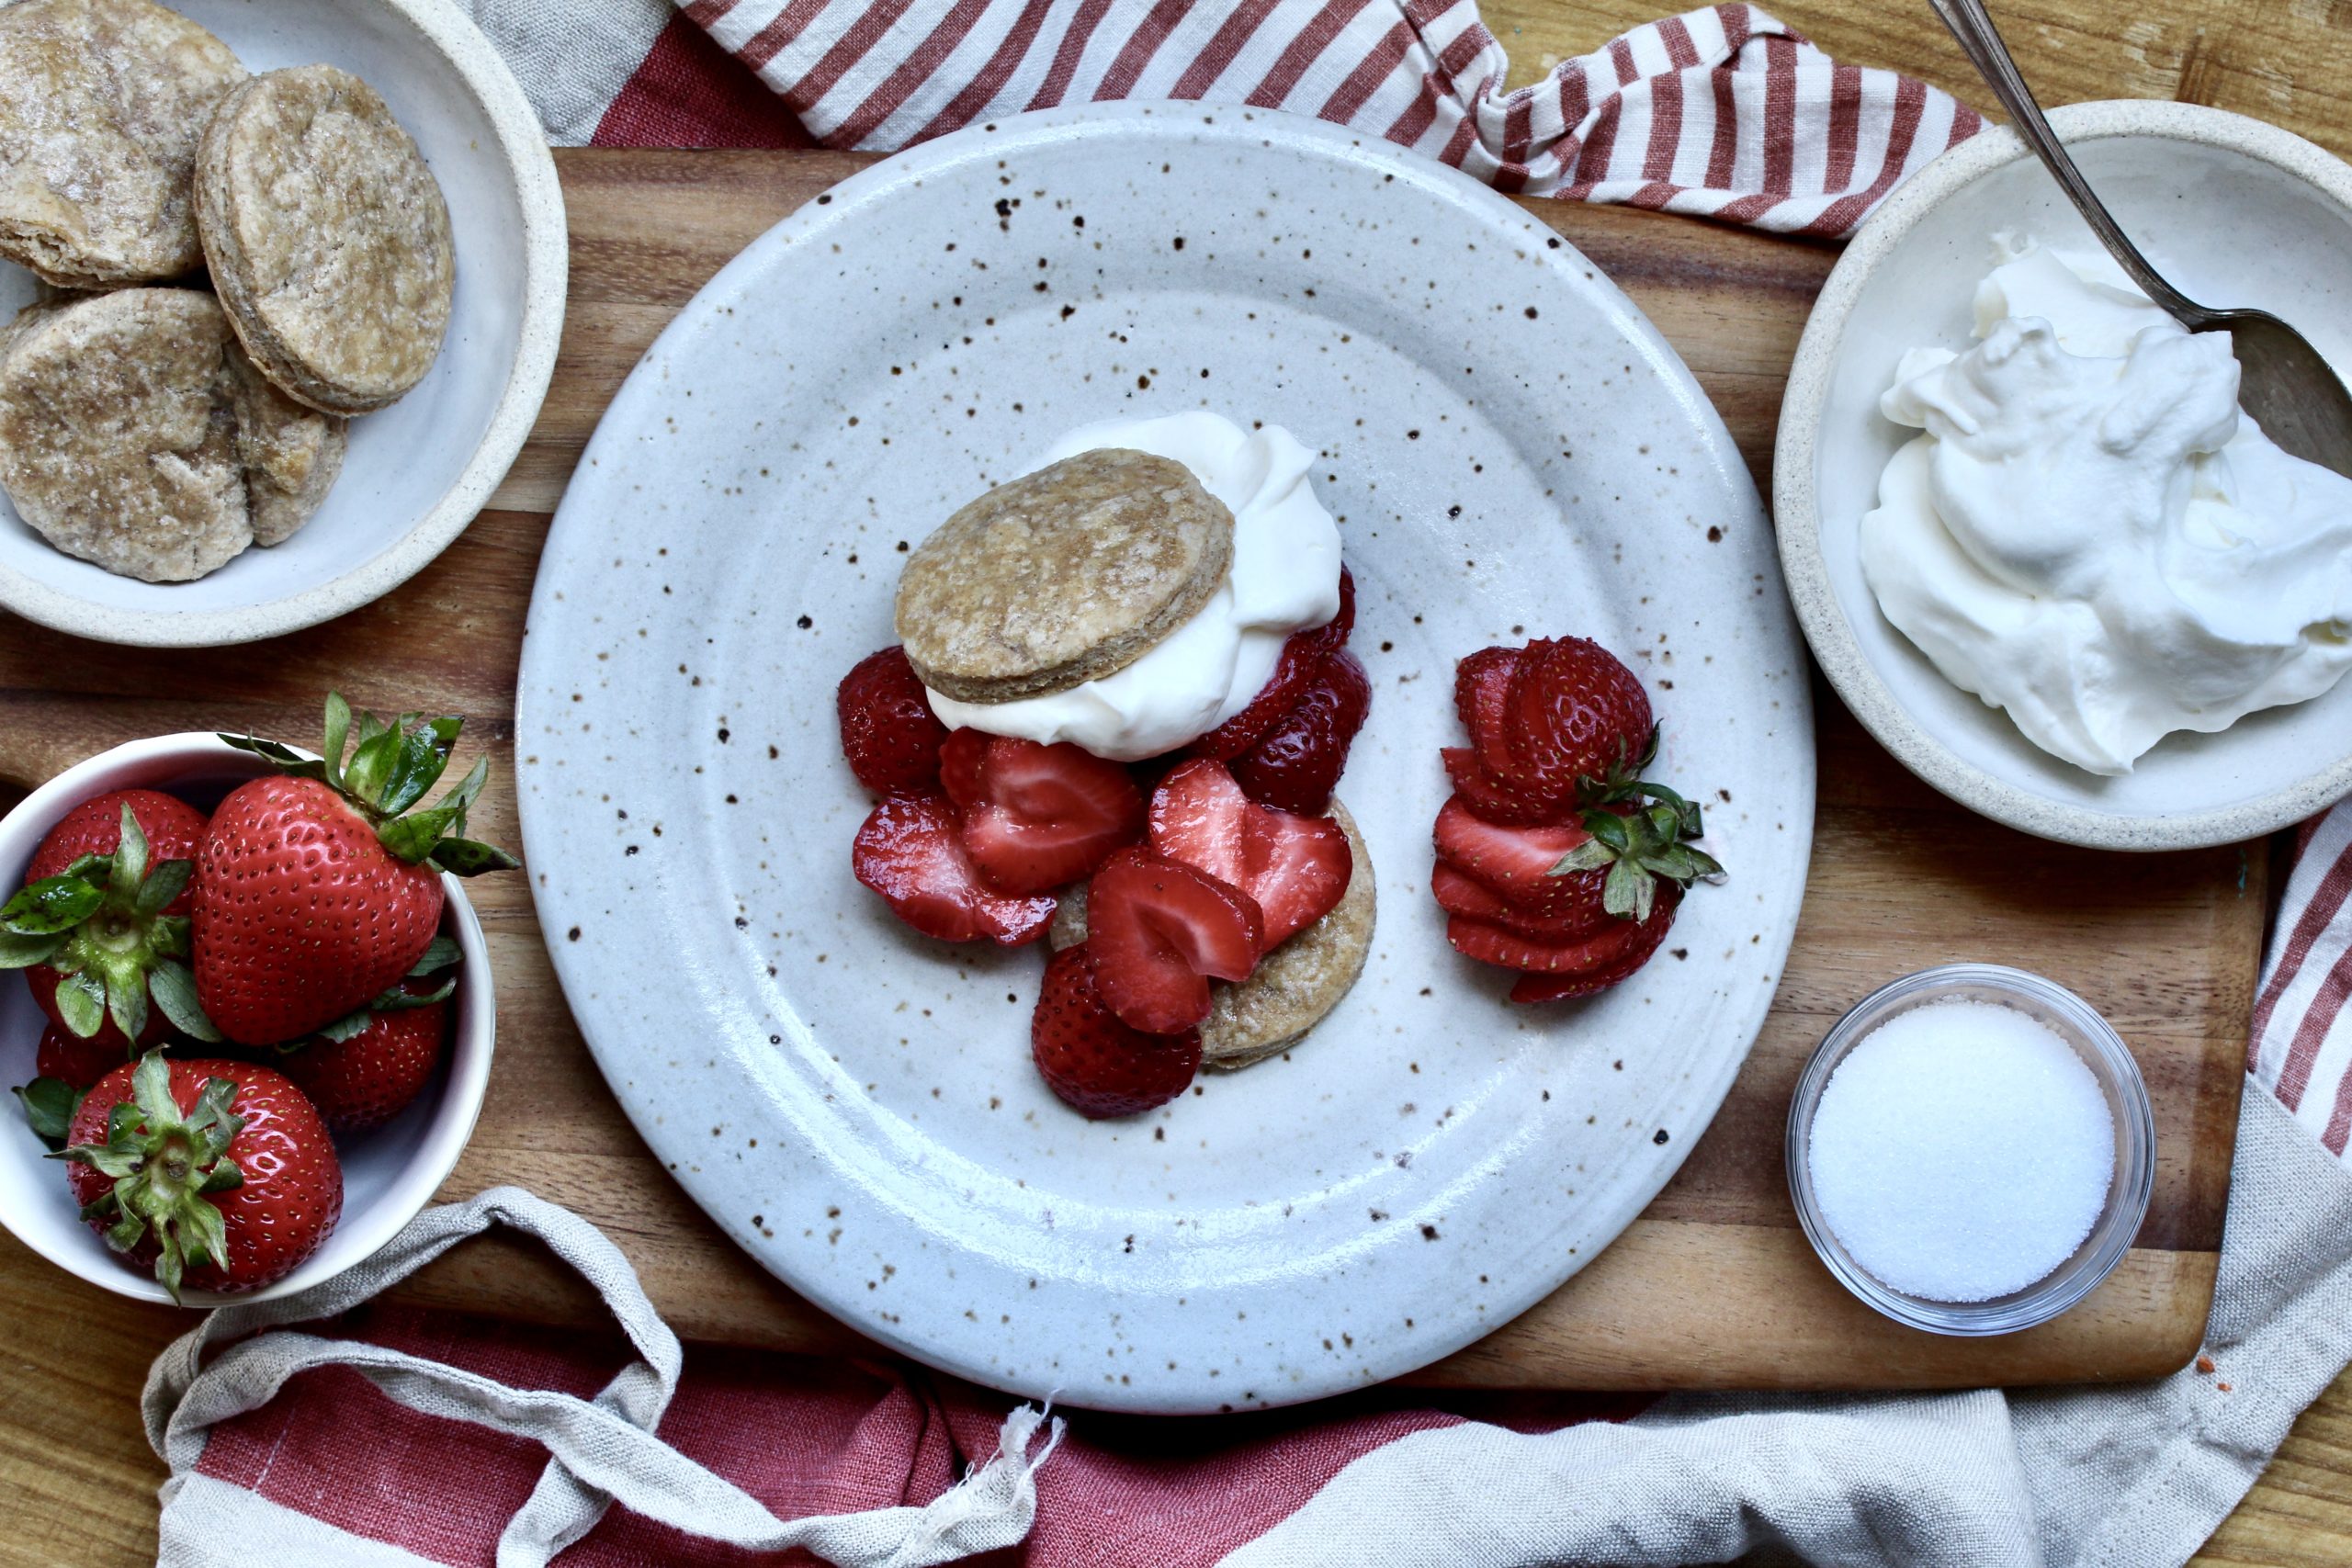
[0,148,2263,1391]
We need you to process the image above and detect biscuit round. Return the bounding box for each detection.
[1048,800,1376,1068]
[0,288,344,581]
[0,0,245,287]
[896,448,1234,703]
[196,64,455,414]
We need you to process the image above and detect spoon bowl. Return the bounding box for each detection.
[1932,0,2352,478]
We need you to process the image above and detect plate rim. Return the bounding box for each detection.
[1772,98,2352,852]
[518,101,1814,1411]
[0,0,568,649]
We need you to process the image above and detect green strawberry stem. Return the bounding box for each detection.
[1549,780,1726,926]
[52,1050,245,1303]
[220,694,522,876]
[0,804,220,1042]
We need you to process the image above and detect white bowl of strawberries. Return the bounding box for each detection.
[0,699,507,1303]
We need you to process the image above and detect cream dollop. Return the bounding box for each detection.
[924,412,1343,761]
[1860,243,2352,775]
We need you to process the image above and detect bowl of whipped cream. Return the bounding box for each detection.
[1777,100,2352,850]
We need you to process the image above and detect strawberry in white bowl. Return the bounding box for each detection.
[0,696,512,1303]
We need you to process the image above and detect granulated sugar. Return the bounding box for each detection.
[1807,998,2114,1303]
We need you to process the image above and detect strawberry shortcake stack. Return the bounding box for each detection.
[834,413,1374,1119]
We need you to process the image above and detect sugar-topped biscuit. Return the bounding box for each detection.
[0,289,345,581]
[0,0,245,287]
[897,447,1234,704]
[196,65,455,415]
[1050,800,1376,1068]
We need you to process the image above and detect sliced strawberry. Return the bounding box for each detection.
[1431,795,1611,924]
[1031,944,1202,1118]
[1082,848,1263,1033]
[1231,649,1370,816]
[1147,759,1350,948]
[949,734,1145,895]
[938,727,991,809]
[1441,747,1575,827]
[1504,636,1654,790]
[1448,884,1679,975]
[1454,645,1524,781]
[1188,567,1355,761]
[1508,930,1670,1003]
[838,647,950,796]
[853,794,1056,945]
[1427,861,1601,938]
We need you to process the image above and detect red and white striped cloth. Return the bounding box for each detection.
[2252,808,2352,1157]
[474,0,1980,237]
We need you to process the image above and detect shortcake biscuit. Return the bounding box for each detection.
[0,0,245,287]
[897,447,1234,704]
[0,289,345,581]
[196,65,455,415]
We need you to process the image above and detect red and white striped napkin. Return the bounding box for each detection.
[140,3,2352,1564]
[481,0,1979,236]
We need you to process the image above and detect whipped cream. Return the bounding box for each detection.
[925,412,1344,761]
[1860,243,2352,775]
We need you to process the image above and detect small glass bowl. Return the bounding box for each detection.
[1784,963,2156,1336]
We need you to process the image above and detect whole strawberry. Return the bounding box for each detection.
[60,1049,342,1298]
[197,695,517,1044]
[274,937,458,1133]
[0,795,219,1051]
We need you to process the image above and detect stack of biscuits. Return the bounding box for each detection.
[0,0,455,582]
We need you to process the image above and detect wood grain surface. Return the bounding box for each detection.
[3,0,2351,1561]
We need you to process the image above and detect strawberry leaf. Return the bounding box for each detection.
[0,929,68,969]
[377,716,463,815]
[426,837,522,876]
[107,973,148,1045]
[321,692,353,791]
[14,1077,81,1145]
[149,961,222,1043]
[134,859,193,919]
[409,935,461,976]
[55,971,106,1038]
[2,873,106,935]
[218,732,333,784]
[107,805,150,907]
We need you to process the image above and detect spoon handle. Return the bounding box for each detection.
[1928,0,2209,326]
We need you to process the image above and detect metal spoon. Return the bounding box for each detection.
[1930,0,2352,478]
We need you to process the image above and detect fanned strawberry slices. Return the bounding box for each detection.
[1430,636,1722,1003]
[1148,759,1350,948]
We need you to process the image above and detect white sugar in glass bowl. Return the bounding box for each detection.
[1785,964,2154,1336]
[0,0,564,647]
[1775,101,2352,850]
[0,734,494,1305]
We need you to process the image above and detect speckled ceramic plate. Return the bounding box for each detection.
[518,104,1813,1414]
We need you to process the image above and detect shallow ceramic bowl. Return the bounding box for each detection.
[0,0,565,647]
[1776,101,2352,850]
[0,734,494,1305]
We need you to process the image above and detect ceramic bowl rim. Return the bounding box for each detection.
[0,732,495,1305]
[0,0,567,649]
[1773,99,2352,851]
